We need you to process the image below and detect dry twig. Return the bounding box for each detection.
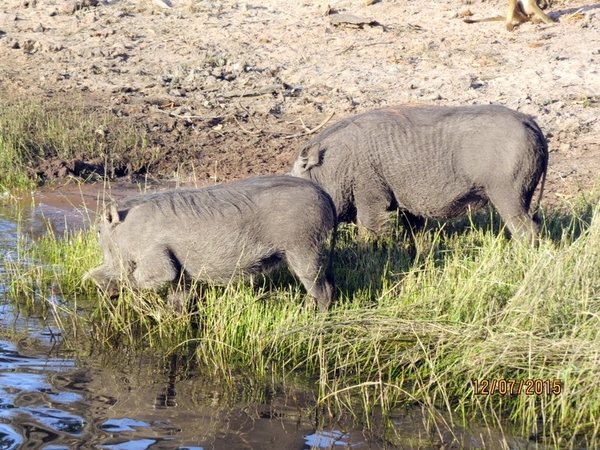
[284,111,336,139]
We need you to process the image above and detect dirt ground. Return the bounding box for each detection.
[1,0,599,209]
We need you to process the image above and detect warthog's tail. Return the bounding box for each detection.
[532,165,548,223]
[327,218,338,280]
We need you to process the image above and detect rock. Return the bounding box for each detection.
[426,93,442,101]
[83,13,99,25]
[61,2,77,15]
[153,0,172,8]
[21,39,42,53]
[459,76,474,90]
[559,143,571,152]
[204,75,218,86]
[46,42,64,52]
[319,3,331,16]
[560,118,582,133]
[4,38,20,49]
[231,61,246,73]
[329,14,378,28]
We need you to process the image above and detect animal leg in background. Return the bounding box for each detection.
[463,0,555,30]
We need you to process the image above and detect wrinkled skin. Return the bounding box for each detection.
[83,176,337,311]
[290,105,548,245]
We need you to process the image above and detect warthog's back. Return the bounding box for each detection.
[290,104,547,244]
[293,105,547,220]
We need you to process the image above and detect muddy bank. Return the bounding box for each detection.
[0,0,598,207]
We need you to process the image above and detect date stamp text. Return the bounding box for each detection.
[472,379,563,395]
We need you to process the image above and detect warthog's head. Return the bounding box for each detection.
[82,202,125,299]
[82,268,120,298]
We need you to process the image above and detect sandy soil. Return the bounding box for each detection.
[1,0,599,209]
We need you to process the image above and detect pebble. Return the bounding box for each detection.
[61,2,77,15]
[459,76,474,90]
[426,93,442,101]
[21,39,42,53]
[6,38,20,49]
[153,0,172,8]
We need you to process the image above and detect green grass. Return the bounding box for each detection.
[0,97,149,191]
[3,196,600,448]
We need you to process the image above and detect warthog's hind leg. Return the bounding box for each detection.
[488,193,540,246]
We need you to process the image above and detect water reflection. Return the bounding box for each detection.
[0,423,23,449]
[0,333,296,448]
[0,339,83,450]
[0,307,383,450]
[304,430,354,448]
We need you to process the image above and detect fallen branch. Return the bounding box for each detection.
[232,114,262,135]
[219,84,282,98]
[564,8,584,20]
[153,107,235,121]
[285,116,311,132]
[283,111,336,139]
[235,98,264,134]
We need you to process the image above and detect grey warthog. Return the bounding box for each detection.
[83,176,337,311]
[290,104,548,245]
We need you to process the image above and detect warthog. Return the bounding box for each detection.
[290,104,548,245]
[83,176,337,311]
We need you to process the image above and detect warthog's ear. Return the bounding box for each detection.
[296,143,322,172]
[104,203,121,225]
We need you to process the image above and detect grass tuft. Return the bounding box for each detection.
[0,97,149,190]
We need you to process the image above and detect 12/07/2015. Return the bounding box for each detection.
[472,379,562,395]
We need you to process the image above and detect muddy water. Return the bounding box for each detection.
[0,184,542,450]
[0,333,359,449]
[17,180,212,231]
